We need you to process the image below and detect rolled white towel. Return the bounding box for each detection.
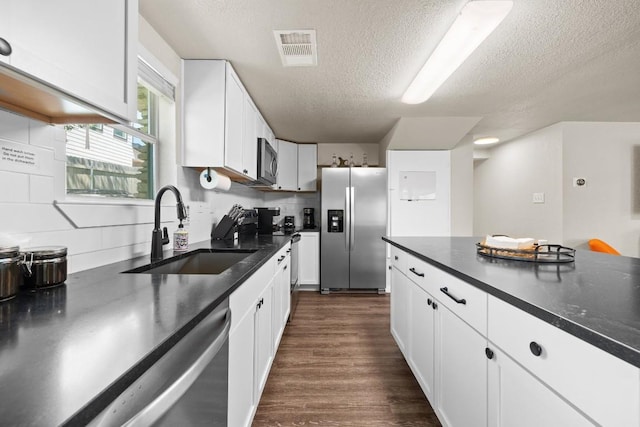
[485,235,535,250]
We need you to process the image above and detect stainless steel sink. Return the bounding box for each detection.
[125,249,257,275]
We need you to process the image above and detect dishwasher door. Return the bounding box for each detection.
[89,300,230,427]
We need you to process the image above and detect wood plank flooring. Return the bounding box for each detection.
[253,292,441,426]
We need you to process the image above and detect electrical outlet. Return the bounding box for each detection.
[532,192,545,204]
[573,177,587,187]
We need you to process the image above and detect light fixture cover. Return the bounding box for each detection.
[474,136,500,145]
[402,1,513,104]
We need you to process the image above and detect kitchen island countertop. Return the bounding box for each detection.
[0,235,291,426]
[383,236,640,369]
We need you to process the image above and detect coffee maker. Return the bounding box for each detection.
[303,208,315,229]
[255,207,280,234]
[283,216,295,233]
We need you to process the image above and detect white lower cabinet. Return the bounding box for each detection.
[392,247,640,427]
[390,266,410,355]
[254,279,273,394]
[273,249,291,350]
[408,285,435,402]
[435,303,487,427]
[299,232,319,285]
[487,346,593,427]
[228,302,256,427]
[228,244,291,427]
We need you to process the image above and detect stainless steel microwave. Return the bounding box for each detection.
[256,138,277,186]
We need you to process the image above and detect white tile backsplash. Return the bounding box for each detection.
[0,171,29,203]
[29,174,55,203]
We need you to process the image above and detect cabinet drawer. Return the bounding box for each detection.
[390,246,407,272]
[409,256,487,336]
[488,296,640,427]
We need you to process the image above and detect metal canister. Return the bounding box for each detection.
[0,246,21,301]
[21,246,67,289]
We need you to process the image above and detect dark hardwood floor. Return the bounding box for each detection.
[252,292,441,426]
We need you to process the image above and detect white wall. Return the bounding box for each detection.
[474,121,640,257]
[451,137,474,236]
[562,122,640,255]
[317,143,379,166]
[474,124,564,243]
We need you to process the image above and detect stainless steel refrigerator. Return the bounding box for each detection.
[321,167,387,293]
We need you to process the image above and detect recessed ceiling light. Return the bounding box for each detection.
[474,137,500,145]
[402,1,513,104]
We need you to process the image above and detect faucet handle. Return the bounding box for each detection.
[162,227,169,245]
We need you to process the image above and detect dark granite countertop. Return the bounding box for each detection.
[383,236,640,369]
[0,235,291,426]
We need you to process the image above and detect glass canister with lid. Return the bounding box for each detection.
[21,246,67,289]
[0,245,21,301]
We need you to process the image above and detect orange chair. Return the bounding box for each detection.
[588,239,621,256]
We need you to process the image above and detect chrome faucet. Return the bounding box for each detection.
[151,185,187,262]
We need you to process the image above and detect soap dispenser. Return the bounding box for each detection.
[173,221,189,251]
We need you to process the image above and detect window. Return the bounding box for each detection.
[64,59,175,200]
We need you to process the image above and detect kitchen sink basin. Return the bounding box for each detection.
[124,249,258,275]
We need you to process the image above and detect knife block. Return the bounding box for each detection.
[211,215,236,240]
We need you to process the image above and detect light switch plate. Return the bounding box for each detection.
[532,192,545,204]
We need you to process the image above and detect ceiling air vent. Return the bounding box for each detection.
[273,30,317,67]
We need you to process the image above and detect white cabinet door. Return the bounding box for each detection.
[299,233,319,285]
[390,266,410,356]
[487,346,593,427]
[225,67,245,175]
[254,280,273,396]
[297,144,317,191]
[228,306,256,427]
[273,253,291,349]
[243,96,257,179]
[409,285,436,402]
[2,0,136,121]
[276,140,298,191]
[435,302,487,427]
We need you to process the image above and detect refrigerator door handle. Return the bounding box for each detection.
[345,186,350,250]
[350,186,355,251]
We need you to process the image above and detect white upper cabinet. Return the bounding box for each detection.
[275,140,298,191]
[243,96,258,180]
[183,60,261,180]
[297,144,317,191]
[274,140,317,192]
[0,0,137,122]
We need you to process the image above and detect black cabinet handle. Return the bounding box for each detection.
[0,37,11,56]
[284,265,287,270]
[394,256,398,260]
[427,298,432,306]
[388,266,392,270]
[440,287,466,305]
[485,348,494,360]
[409,267,424,277]
[286,249,291,253]
[432,302,438,310]
[243,169,248,174]
[278,255,286,262]
[529,341,543,357]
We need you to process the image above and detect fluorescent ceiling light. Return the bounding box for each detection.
[402,0,513,104]
[474,136,500,145]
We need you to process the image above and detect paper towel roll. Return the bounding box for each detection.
[199,169,231,191]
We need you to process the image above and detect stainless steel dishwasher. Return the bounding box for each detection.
[89,299,230,427]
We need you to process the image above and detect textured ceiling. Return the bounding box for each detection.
[139,0,640,147]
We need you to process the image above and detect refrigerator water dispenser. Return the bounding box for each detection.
[327,210,344,233]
